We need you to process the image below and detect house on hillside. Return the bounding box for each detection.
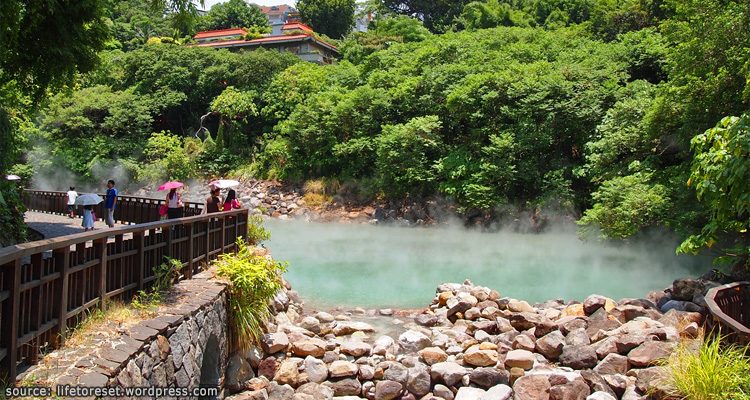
[193,23,339,64]
[260,4,299,35]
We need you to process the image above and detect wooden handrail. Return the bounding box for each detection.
[0,208,246,265]
[1,190,251,382]
[705,281,750,343]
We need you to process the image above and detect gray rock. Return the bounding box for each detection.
[384,362,408,384]
[430,362,467,387]
[322,378,362,397]
[565,328,591,347]
[455,387,486,400]
[341,340,372,357]
[296,382,335,400]
[304,356,328,383]
[586,393,616,400]
[269,382,295,400]
[399,330,432,353]
[227,353,256,391]
[373,336,397,356]
[299,317,321,334]
[416,314,439,327]
[482,385,512,400]
[594,353,629,375]
[469,367,508,389]
[536,331,565,360]
[433,384,454,400]
[559,345,598,369]
[407,364,431,397]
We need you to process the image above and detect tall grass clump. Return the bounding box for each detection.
[662,335,750,400]
[215,238,287,351]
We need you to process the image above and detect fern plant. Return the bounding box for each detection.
[215,238,287,351]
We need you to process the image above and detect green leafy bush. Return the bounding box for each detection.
[247,215,271,245]
[215,238,287,350]
[140,131,196,182]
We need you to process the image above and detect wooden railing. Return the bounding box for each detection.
[23,189,204,224]
[0,201,249,382]
[705,282,750,345]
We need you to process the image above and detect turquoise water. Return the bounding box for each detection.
[265,219,704,309]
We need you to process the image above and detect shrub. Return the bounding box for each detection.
[303,179,326,195]
[214,238,287,350]
[662,335,750,400]
[247,215,271,245]
[302,192,332,208]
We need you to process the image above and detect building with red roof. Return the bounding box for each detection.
[193,23,339,65]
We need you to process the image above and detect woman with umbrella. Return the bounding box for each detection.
[159,181,185,219]
[75,193,103,231]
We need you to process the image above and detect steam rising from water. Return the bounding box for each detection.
[266,219,705,309]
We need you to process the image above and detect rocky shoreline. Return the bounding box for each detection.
[223,277,717,400]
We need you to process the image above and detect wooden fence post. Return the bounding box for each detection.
[1,259,22,381]
[53,248,70,347]
[186,223,194,279]
[94,238,108,308]
[134,232,145,291]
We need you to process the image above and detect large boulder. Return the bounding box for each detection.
[332,321,375,336]
[273,360,300,387]
[549,379,590,400]
[484,385,513,400]
[671,279,706,301]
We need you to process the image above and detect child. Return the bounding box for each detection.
[82,205,95,231]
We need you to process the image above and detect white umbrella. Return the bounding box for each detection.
[74,193,103,206]
[209,179,240,189]
[5,174,21,181]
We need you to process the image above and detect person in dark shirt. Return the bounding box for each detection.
[105,179,118,227]
[204,188,223,214]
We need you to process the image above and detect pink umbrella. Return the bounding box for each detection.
[157,181,184,191]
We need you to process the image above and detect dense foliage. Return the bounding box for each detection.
[298,0,357,39]
[197,0,269,31]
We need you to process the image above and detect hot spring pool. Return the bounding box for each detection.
[264,219,705,309]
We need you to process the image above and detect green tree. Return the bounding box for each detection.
[0,0,109,97]
[678,115,750,270]
[380,0,473,33]
[298,0,357,39]
[376,116,444,196]
[198,0,269,31]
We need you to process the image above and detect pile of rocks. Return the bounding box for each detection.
[225,280,704,400]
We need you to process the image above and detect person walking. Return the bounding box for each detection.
[203,187,223,214]
[105,180,118,227]
[166,188,184,219]
[66,186,78,218]
[222,189,242,211]
[82,205,95,231]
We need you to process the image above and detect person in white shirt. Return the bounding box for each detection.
[66,187,78,218]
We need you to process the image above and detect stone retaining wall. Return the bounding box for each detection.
[18,271,229,398]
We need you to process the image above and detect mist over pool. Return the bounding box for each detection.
[265,219,705,309]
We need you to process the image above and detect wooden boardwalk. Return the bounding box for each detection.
[25,211,126,240]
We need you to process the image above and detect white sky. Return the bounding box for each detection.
[201,0,297,9]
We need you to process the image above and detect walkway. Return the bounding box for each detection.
[25,211,127,239]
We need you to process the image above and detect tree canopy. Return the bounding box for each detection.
[198,0,269,31]
[298,0,357,39]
